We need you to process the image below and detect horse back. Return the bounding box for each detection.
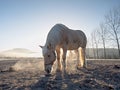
[46,24,87,49]
[64,29,87,49]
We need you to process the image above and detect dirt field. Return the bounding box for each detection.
[0,59,120,90]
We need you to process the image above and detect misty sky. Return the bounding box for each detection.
[0,0,120,56]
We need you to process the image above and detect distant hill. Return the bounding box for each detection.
[2,48,35,53]
[0,48,39,58]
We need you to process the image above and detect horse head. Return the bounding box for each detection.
[40,44,56,74]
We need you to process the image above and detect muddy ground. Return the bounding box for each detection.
[0,59,120,90]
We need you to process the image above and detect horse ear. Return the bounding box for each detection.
[47,43,52,49]
[39,45,43,48]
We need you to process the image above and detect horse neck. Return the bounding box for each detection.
[45,41,56,51]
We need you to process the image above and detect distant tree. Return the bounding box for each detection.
[105,8,120,58]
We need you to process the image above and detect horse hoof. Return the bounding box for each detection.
[45,73,51,77]
[56,69,62,72]
[76,65,81,70]
[83,66,86,69]
[77,67,80,70]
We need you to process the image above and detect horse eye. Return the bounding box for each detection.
[48,55,50,57]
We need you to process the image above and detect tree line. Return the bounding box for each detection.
[87,7,120,59]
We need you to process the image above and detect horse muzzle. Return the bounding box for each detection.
[45,65,52,74]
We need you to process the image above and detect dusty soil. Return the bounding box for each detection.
[0,59,120,90]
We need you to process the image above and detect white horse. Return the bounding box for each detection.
[40,24,87,74]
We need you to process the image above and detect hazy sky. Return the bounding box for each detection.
[0,0,120,56]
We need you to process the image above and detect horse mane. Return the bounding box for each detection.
[45,24,69,48]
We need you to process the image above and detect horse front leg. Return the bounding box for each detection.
[56,48,62,72]
[62,48,67,73]
[75,49,81,69]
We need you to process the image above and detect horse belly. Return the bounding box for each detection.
[67,43,80,50]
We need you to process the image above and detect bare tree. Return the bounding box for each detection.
[97,23,107,59]
[105,8,120,58]
[91,33,96,59]
[86,37,91,59]
[91,30,99,59]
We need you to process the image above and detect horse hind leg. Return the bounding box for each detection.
[76,47,86,69]
[80,47,86,68]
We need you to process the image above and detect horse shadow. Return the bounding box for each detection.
[30,68,98,90]
[31,71,75,90]
[20,65,117,90]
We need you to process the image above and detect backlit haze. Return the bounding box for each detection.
[0,0,120,57]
